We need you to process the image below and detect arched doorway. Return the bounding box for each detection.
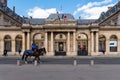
[110,35,117,52]
[99,35,106,52]
[33,33,44,49]
[15,35,22,51]
[54,33,66,56]
[4,35,11,51]
[77,33,88,56]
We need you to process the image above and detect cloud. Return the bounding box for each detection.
[27,7,57,18]
[73,0,115,19]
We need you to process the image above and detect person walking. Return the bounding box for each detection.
[18,48,21,55]
[3,49,7,56]
[18,48,22,59]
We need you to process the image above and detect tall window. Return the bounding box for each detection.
[15,35,22,51]
[110,35,117,52]
[4,35,11,51]
[99,35,106,52]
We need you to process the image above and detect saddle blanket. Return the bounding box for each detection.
[24,50,33,55]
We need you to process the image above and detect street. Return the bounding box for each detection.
[0,56,120,65]
[0,56,120,80]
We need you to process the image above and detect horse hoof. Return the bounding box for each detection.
[25,61,28,64]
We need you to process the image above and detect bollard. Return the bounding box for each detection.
[17,60,21,66]
[90,60,94,66]
[34,60,38,66]
[73,59,77,66]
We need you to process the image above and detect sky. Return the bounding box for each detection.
[8,0,118,19]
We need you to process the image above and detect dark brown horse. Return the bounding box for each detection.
[22,48,46,63]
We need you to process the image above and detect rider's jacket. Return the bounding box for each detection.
[32,45,37,51]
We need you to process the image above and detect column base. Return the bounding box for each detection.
[90,52,100,56]
[66,51,77,56]
[46,52,54,56]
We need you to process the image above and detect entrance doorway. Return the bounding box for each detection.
[54,33,66,56]
[55,42,66,56]
[77,33,88,56]
[59,42,64,51]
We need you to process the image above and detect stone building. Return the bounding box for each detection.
[0,0,120,56]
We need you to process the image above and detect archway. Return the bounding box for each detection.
[15,35,22,51]
[99,35,106,52]
[77,33,88,56]
[33,33,44,49]
[110,35,117,52]
[54,33,66,56]
[4,35,11,51]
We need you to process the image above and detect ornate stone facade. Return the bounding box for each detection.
[0,0,120,56]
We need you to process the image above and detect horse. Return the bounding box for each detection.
[22,48,46,64]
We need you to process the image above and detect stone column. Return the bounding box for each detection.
[118,39,120,53]
[12,40,15,52]
[96,32,99,52]
[1,40,4,55]
[27,32,30,49]
[51,32,54,52]
[73,32,76,52]
[22,32,25,51]
[45,32,48,52]
[67,32,70,54]
[106,39,109,54]
[91,32,94,52]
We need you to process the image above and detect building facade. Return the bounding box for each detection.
[0,0,120,56]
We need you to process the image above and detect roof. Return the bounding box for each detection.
[47,13,75,20]
[77,19,97,25]
[0,2,24,23]
[98,1,120,23]
[25,18,45,25]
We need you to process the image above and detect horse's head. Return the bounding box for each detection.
[37,47,46,55]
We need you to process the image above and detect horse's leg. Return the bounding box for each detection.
[22,53,25,60]
[37,56,41,63]
[25,55,28,64]
[32,55,36,62]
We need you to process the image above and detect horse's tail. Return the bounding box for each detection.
[22,52,25,60]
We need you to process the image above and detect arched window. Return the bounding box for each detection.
[110,35,117,52]
[4,35,11,51]
[33,33,44,48]
[15,35,22,51]
[99,35,106,52]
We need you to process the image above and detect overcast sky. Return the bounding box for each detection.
[8,0,118,19]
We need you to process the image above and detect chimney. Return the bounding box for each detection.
[108,6,112,10]
[13,6,15,13]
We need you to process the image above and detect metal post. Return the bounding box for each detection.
[73,59,77,66]
[17,60,21,66]
[34,60,38,66]
[90,60,94,66]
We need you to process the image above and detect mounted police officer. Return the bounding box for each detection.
[31,43,37,51]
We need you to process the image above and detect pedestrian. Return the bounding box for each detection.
[102,49,105,55]
[3,49,7,56]
[18,48,21,55]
